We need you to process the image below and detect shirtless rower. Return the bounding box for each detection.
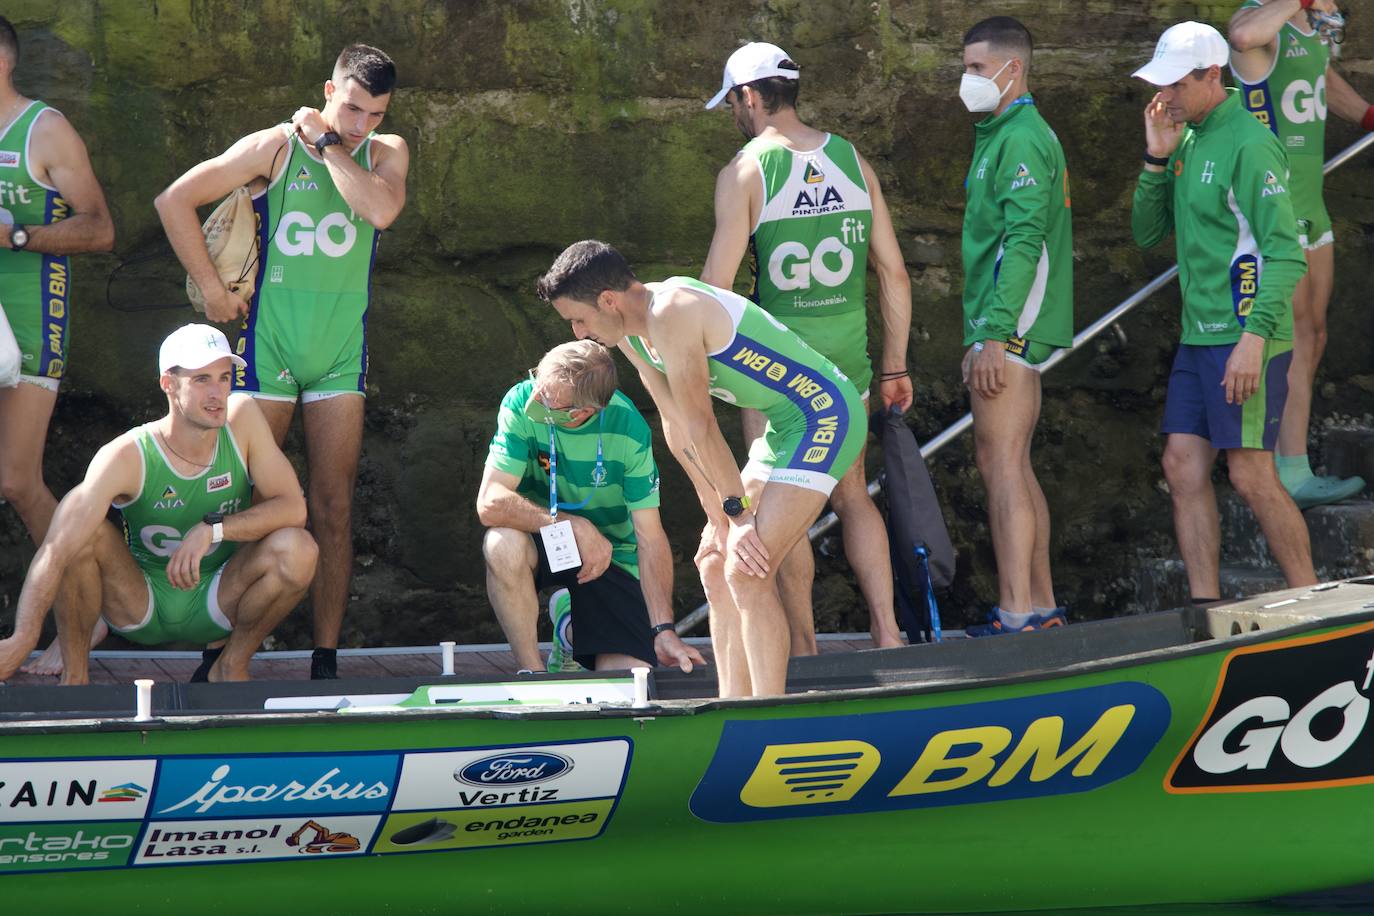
[537,241,865,698]
[0,325,317,685]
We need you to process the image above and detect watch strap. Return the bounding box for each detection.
[314,130,342,154]
[1143,150,1170,168]
[650,622,677,636]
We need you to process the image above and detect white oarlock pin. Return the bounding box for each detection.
[440,641,456,676]
[134,679,154,722]
[632,666,651,708]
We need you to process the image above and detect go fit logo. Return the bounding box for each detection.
[273,210,358,258]
[1167,622,1374,793]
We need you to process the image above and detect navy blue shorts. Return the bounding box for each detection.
[1161,341,1292,450]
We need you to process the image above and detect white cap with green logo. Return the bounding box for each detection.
[1133,21,1229,87]
[158,323,247,374]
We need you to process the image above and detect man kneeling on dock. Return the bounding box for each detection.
[0,324,317,685]
[477,340,704,675]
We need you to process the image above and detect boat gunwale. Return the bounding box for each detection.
[3,593,1373,737]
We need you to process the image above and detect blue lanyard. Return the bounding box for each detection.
[547,412,604,518]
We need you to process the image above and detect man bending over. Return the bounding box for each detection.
[537,241,865,697]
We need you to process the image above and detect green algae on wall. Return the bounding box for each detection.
[0,0,1370,648]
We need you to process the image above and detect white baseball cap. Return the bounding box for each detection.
[158,324,246,374]
[705,42,800,110]
[1133,22,1230,87]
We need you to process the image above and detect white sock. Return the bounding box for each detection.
[995,607,1034,628]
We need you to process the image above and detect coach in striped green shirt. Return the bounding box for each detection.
[477,340,704,674]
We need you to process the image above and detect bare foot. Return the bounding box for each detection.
[871,629,906,649]
[19,618,110,677]
[20,640,62,676]
[0,634,41,681]
[206,654,251,682]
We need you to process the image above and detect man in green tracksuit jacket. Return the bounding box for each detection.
[958,17,1074,637]
[1229,0,1371,507]
[1131,21,1316,603]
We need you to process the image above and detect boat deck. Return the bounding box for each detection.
[2,633,879,686]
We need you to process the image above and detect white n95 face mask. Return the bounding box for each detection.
[959,59,1013,113]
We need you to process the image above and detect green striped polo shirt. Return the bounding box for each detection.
[486,379,660,578]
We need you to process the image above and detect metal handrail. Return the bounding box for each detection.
[676,131,1374,635]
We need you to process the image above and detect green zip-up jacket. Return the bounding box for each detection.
[961,95,1074,348]
[1132,89,1305,345]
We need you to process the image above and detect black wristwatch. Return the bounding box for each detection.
[314,130,342,155]
[722,495,750,518]
[1143,150,1170,168]
[650,622,677,637]
[9,224,28,251]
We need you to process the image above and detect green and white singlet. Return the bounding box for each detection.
[0,101,70,387]
[236,126,380,400]
[625,277,864,496]
[1234,0,1333,249]
[744,133,875,391]
[486,380,661,579]
[111,424,252,645]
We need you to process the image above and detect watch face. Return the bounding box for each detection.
[11,228,27,248]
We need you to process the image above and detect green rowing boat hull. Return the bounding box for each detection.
[3,616,1374,914]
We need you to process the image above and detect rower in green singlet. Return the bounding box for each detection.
[0,15,115,678]
[699,41,914,652]
[537,240,864,700]
[1229,0,1371,507]
[0,324,316,686]
[155,43,411,679]
[623,277,865,495]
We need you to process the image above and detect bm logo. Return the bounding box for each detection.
[690,683,1170,823]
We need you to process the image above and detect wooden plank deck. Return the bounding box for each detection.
[1,635,882,686]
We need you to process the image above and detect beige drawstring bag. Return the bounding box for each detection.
[186,186,259,312]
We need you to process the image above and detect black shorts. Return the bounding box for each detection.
[533,535,656,670]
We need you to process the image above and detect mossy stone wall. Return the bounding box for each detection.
[3,1,1372,645]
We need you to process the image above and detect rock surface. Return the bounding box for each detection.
[2,1,1372,648]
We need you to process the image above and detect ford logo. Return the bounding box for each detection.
[455,752,573,787]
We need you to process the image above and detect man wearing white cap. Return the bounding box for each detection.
[1229,0,1370,508]
[1131,22,1316,603]
[701,41,912,653]
[0,324,316,685]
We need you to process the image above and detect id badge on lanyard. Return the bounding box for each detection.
[539,416,603,573]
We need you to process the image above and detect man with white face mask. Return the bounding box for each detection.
[958,16,1073,636]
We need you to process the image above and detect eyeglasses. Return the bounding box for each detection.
[526,369,581,425]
